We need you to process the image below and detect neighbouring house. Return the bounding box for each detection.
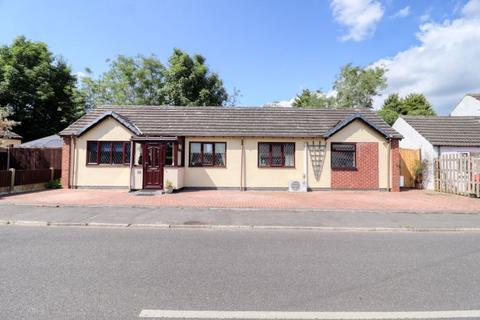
[392,115,480,190]
[18,134,63,148]
[59,106,402,192]
[0,130,22,147]
[450,93,480,116]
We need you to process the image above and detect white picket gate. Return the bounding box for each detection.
[435,154,480,197]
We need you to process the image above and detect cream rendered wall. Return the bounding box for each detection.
[164,167,185,189]
[184,137,242,188]
[244,138,307,189]
[328,120,391,189]
[73,117,132,188]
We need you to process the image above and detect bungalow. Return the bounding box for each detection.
[392,115,480,190]
[450,93,480,116]
[0,130,22,147]
[59,106,402,192]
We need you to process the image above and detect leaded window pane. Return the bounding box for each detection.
[112,142,124,164]
[100,142,112,164]
[331,143,355,168]
[203,143,214,165]
[190,143,202,166]
[271,144,283,166]
[215,143,226,166]
[87,142,98,164]
[284,143,294,167]
[259,143,270,167]
[124,143,131,164]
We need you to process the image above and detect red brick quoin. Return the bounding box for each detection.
[60,136,71,189]
[331,142,379,190]
[391,138,400,192]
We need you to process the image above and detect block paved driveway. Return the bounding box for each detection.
[1,189,480,212]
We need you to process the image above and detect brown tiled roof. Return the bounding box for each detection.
[402,115,480,147]
[60,105,402,139]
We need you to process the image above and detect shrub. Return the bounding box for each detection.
[45,179,62,189]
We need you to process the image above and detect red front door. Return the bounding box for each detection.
[143,143,164,189]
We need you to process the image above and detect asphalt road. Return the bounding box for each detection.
[2,226,480,319]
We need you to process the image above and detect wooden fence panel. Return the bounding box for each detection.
[0,148,61,170]
[14,169,52,186]
[0,170,11,188]
[399,148,421,188]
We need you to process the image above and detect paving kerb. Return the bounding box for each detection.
[4,219,480,232]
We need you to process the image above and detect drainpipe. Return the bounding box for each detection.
[304,141,308,190]
[240,138,244,191]
[387,139,391,191]
[70,136,76,188]
[129,139,134,191]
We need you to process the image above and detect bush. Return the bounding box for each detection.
[45,179,62,189]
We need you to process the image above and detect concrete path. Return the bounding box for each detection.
[3,204,480,231]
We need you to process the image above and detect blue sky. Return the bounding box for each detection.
[0,0,478,114]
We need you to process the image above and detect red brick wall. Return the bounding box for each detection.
[60,136,71,188]
[391,138,400,192]
[331,142,379,190]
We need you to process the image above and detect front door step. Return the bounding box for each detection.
[133,190,163,196]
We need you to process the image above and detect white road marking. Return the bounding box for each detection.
[138,309,480,319]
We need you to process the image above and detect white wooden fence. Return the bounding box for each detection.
[435,154,480,197]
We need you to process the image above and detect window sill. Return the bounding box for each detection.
[258,166,296,169]
[332,167,357,171]
[86,164,130,167]
[188,165,227,168]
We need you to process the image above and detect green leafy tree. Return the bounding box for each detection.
[292,89,336,108]
[378,93,436,125]
[333,64,387,109]
[81,55,166,109]
[162,49,228,106]
[0,36,84,141]
[82,49,229,108]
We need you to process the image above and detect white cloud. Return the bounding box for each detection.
[330,0,384,42]
[263,98,294,108]
[373,0,480,114]
[74,71,87,80]
[462,0,480,17]
[392,6,410,18]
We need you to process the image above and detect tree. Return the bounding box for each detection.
[292,89,336,108]
[81,55,166,109]
[333,64,387,109]
[162,48,228,106]
[0,107,16,135]
[378,93,436,125]
[81,49,229,108]
[0,36,84,141]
